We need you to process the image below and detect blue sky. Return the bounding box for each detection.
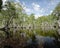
[15,0,60,18]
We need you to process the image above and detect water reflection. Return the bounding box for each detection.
[2,35,60,48]
[25,35,60,48]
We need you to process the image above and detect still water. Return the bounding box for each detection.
[26,35,60,48]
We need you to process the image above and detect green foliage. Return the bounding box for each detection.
[0,0,59,37]
[35,29,56,37]
[52,2,60,20]
[0,1,60,48]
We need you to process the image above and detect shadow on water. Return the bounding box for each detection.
[43,37,59,48]
[3,35,60,48]
[4,45,13,48]
[24,35,38,48]
[24,35,60,48]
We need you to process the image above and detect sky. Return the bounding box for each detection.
[3,0,60,18]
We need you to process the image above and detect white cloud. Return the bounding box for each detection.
[22,2,25,6]
[50,10,53,13]
[35,14,43,19]
[32,3,40,11]
[15,0,20,3]
[23,6,31,13]
[22,2,31,13]
[21,2,45,18]
[40,8,45,13]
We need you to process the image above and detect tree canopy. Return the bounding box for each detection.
[0,0,2,11]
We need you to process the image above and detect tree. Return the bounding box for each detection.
[52,3,60,20]
[29,14,35,33]
[0,0,2,11]
[0,0,23,38]
[52,3,60,42]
